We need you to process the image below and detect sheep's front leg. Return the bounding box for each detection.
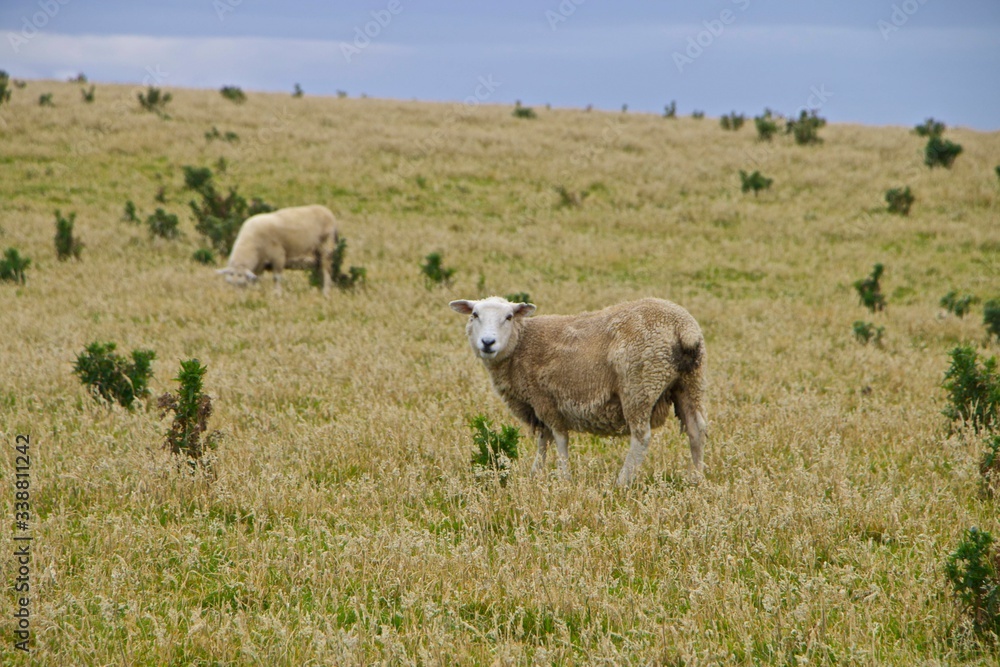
[554,430,571,480]
[321,252,332,296]
[531,428,553,476]
[272,271,283,296]
[616,423,651,487]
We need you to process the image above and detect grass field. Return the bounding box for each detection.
[1,80,999,665]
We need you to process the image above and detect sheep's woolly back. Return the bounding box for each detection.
[227,205,337,274]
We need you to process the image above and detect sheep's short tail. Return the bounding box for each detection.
[675,327,704,374]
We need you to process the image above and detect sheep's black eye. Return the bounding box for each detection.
[505,313,513,321]
[471,312,479,320]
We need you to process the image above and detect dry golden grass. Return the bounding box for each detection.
[1,80,999,665]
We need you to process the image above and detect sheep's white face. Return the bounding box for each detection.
[450,297,536,361]
[216,267,258,287]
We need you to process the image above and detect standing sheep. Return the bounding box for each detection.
[216,205,338,295]
[450,296,707,486]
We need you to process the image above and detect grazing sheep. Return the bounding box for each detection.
[217,205,337,295]
[450,296,707,486]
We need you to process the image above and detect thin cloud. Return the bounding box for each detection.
[8,32,412,86]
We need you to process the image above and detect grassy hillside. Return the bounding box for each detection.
[1,80,999,665]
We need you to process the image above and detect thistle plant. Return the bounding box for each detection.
[470,415,520,486]
[73,342,155,409]
[854,263,886,313]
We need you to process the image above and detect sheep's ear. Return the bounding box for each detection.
[450,299,475,315]
[513,303,536,318]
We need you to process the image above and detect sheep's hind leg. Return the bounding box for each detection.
[674,389,707,475]
[531,428,552,476]
[554,431,571,480]
[616,422,651,487]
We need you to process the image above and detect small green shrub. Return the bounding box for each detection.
[336,90,348,99]
[293,83,304,98]
[944,527,1000,639]
[663,101,676,118]
[720,112,745,131]
[54,210,84,261]
[739,170,773,197]
[925,136,963,169]
[505,292,531,304]
[691,110,704,120]
[309,236,366,291]
[984,299,1000,341]
[192,248,216,265]
[940,291,978,318]
[554,185,589,209]
[942,345,1000,434]
[786,110,825,145]
[853,321,884,346]
[421,252,455,288]
[220,86,246,104]
[204,126,239,143]
[995,165,1000,182]
[914,118,945,138]
[885,186,915,215]
[122,200,139,223]
[0,248,31,284]
[512,104,537,119]
[158,358,220,463]
[183,165,273,255]
[470,414,521,486]
[154,186,167,203]
[0,70,12,108]
[38,93,53,107]
[73,341,155,409]
[754,109,779,141]
[146,208,180,240]
[138,86,172,116]
[854,263,886,313]
[982,435,1000,498]
[184,166,213,192]
[80,85,95,103]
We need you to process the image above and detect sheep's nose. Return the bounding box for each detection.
[480,337,496,351]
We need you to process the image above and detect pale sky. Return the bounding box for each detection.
[2,0,999,129]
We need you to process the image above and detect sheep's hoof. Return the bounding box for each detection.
[684,467,707,485]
